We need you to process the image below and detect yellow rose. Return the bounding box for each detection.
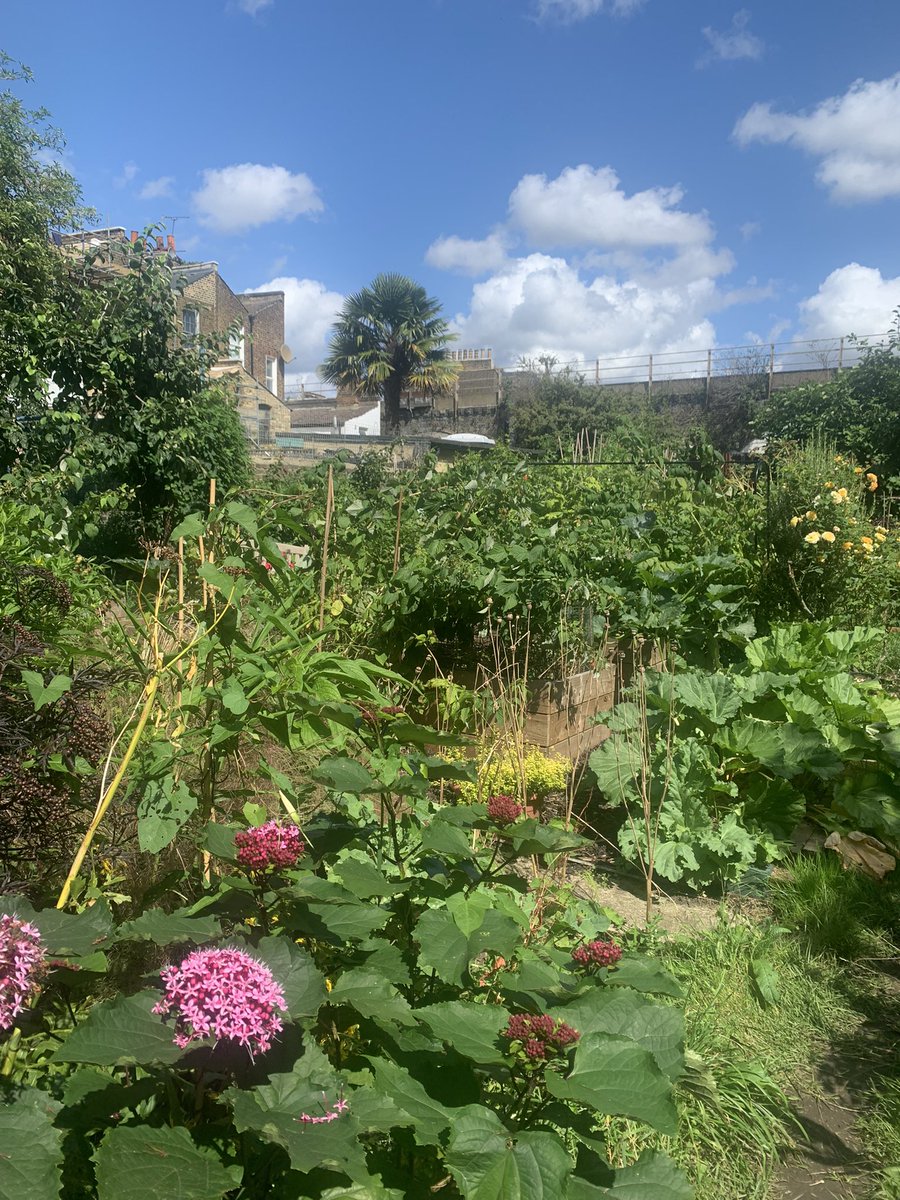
[861,536,874,545]
[790,516,801,527]
[829,491,844,504]
[825,481,834,488]
[842,541,853,550]
[876,532,886,542]
[837,488,848,499]
[804,532,821,544]
[855,466,864,474]
[821,531,835,543]
[806,510,817,520]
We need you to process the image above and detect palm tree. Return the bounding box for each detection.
[320,274,458,431]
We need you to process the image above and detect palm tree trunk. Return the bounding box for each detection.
[383,374,404,432]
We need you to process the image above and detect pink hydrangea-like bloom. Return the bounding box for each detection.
[152,946,287,1054]
[572,939,622,968]
[234,821,305,871]
[0,915,46,1031]
[503,1012,580,1061]
[487,794,522,825]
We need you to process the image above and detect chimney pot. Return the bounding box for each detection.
[130,230,139,243]
[167,234,176,252]
[155,236,164,251]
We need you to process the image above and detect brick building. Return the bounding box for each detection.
[175,261,293,445]
[57,227,294,447]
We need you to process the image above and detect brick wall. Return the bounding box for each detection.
[238,292,285,401]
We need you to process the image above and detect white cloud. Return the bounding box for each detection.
[193,163,323,234]
[509,165,713,249]
[236,0,273,13]
[247,276,345,376]
[449,252,732,368]
[798,263,900,339]
[698,10,764,66]
[734,73,900,202]
[114,161,138,188]
[425,231,509,275]
[537,0,644,20]
[139,175,175,200]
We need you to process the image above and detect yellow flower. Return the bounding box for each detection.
[834,454,844,463]
[876,525,888,533]
[790,516,801,527]
[837,488,848,499]
[866,472,877,481]
[825,481,834,488]
[855,466,864,474]
[833,526,841,532]
[866,472,879,491]
[829,491,844,504]
[876,532,886,542]
[804,531,821,544]
[821,531,835,543]
[869,481,879,491]
[861,536,873,545]
[842,541,853,550]
[805,510,817,520]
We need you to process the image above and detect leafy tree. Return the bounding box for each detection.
[320,273,458,430]
[0,56,250,551]
[508,373,690,456]
[756,312,900,483]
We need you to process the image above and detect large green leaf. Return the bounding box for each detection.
[115,908,221,947]
[332,857,406,898]
[287,878,391,944]
[446,1105,572,1199]
[552,990,684,1080]
[94,1125,239,1200]
[0,1089,63,1200]
[329,969,416,1027]
[137,778,198,854]
[415,1002,509,1064]
[673,673,742,724]
[603,957,683,999]
[313,757,379,794]
[569,1150,692,1199]
[52,991,186,1066]
[414,908,470,986]
[369,1058,452,1147]
[231,1081,367,1181]
[545,1033,677,1133]
[252,936,327,1020]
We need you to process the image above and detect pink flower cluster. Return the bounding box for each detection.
[503,1012,580,1061]
[152,946,287,1054]
[487,794,522,825]
[572,939,622,968]
[297,1094,350,1125]
[234,821,305,871]
[0,915,46,1031]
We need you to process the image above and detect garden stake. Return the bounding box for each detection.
[318,464,334,631]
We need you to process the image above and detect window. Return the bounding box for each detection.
[227,325,245,364]
[265,355,277,395]
[182,307,199,341]
[258,403,271,444]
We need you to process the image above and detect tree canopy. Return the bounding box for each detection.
[0,55,250,553]
[319,273,458,430]
[756,314,900,485]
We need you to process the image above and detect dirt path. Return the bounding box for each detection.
[774,966,900,1200]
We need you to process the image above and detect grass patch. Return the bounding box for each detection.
[769,853,900,960]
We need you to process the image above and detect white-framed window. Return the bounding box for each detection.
[265,355,277,395]
[227,325,245,364]
[182,307,199,341]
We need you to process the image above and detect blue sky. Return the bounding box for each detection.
[5,0,900,378]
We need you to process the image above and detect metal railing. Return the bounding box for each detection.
[508,331,892,393]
